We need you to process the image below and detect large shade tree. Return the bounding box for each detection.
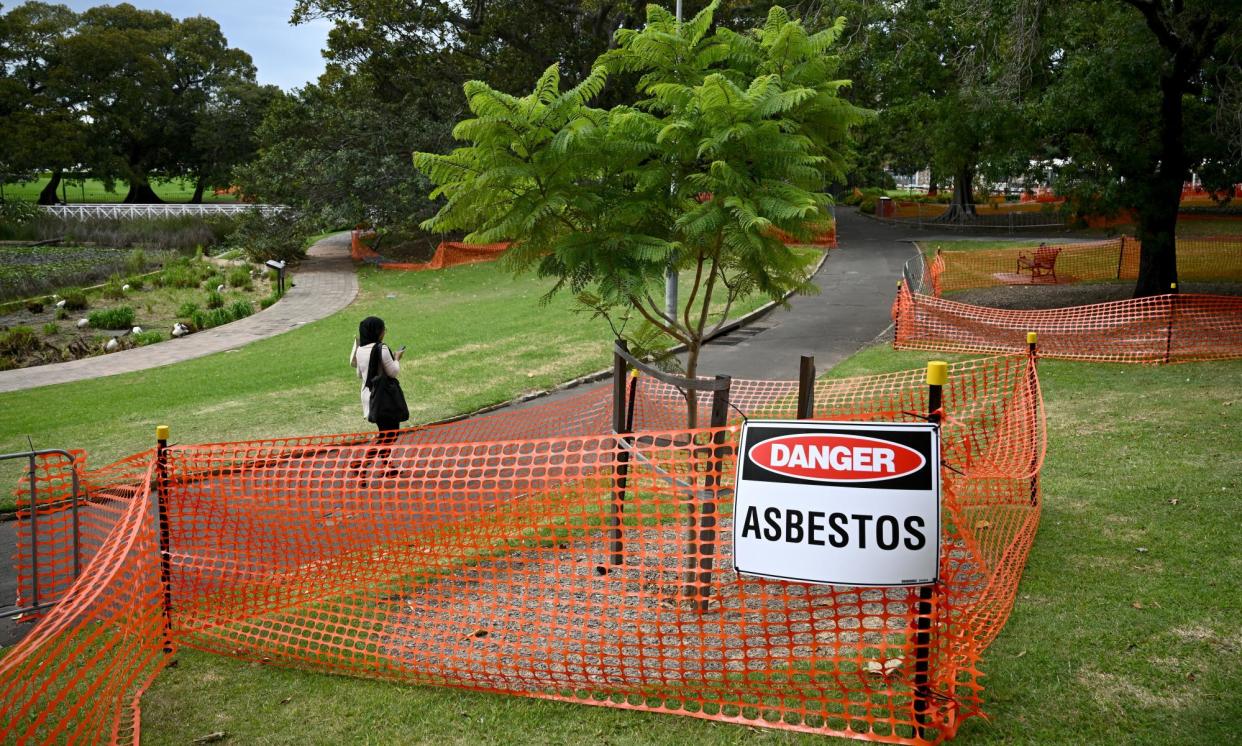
[1047,0,1240,296]
[0,2,85,204]
[55,4,256,203]
[416,3,867,424]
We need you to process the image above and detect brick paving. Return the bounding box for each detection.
[0,232,358,394]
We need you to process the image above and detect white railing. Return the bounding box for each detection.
[39,203,288,220]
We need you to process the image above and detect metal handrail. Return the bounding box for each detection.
[1,448,81,620]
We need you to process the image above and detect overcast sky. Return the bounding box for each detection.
[60,1,331,91]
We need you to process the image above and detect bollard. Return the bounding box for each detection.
[1027,331,1038,358]
[913,361,946,739]
[155,425,175,655]
[1026,335,1040,505]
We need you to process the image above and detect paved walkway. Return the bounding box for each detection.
[0,232,358,394]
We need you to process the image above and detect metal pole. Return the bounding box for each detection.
[1027,333,1039,507]
[608,342,631,567]
[796,355,816,419]
[689,374,730,613]
[70,462,81,578]
[27,453,40,611]
[914,361,947,739]
[156,425,175,655]
[1164,284,1177,364]
[664,0,682,323]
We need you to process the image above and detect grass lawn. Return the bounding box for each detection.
[0,248,821,510]
[1,175,238,203]
[133,346,1241,745]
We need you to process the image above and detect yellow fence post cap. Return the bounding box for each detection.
[926,361,948,386]
[1026,331,1038,345]
[1170,282,1177,289]
[630,369,639,379]
[156,425,170,442]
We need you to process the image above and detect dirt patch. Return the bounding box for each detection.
[946,281,1242,310]
[1077,666,1191,711]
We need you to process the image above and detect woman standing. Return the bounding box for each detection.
[349,316,406,467]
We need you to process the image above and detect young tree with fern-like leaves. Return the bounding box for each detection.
[415,2,867,426]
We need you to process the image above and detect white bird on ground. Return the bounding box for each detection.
[104,338,119,352]
[76,318,89,328]
[217,284,226,293]
[56,299,67,309]
[122,284,131,292]
[171,322,190,338]
[131,326,142,335]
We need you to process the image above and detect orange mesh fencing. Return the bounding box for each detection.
[350,229,511,271]
[893,236,1242,362]
[925,236,1242,295]
[1,451,167,745]
[2,354,1044,745]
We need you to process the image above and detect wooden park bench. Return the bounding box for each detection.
[1016,243,1061,282]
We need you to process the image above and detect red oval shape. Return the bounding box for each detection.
[748,433,926,482]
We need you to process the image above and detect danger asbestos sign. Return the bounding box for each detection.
[732,420,941,587]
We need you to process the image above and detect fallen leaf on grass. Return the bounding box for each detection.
[974,520,992,531]
[280,696,292,705]
[1014,650,1027,658]
[1168,498,1179,505]
[1136,547,1149,554]
[192,733,227,744]
[865,658,904,677]
[464,629,488,639]
[1132,601,1145,609]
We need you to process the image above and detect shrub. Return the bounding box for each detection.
[203,273,226,291]
[230,208,308,263]
[87,306,135,330]
[125,276,145,291]
[227,299,253,320]
[259,292,280,310]
[0,326,39,356]
[25,299,45,313]
[60,288,89,310]
[0,355,14,371]
[858,195,879,214]
[131,330,163,346]
[177,302,199,318]
[124,248,149,275]
[101,277,126,300]
[205,290,224,309]
[227,266,252,289]
[55,307,68,320]
[43,322,58,335]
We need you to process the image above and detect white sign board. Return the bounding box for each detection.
[732,420,940,587]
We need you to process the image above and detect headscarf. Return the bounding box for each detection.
[358,316,385,347]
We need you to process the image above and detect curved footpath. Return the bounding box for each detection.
[0,232,358,394]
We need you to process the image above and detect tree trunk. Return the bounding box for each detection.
[38,171,63,205]
[122,172,165,204]
[926,167,938,196]
[190,174,206,204]
[935,165,977,223]
[684,342,700,429]
[1133,69,1186,298]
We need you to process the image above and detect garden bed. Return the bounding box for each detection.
[0,255,280,371]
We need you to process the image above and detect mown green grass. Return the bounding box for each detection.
[1,175,238,203]
[0,249,820,510]
[136,347,1241,745]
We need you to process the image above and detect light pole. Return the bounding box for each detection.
[664,0,683,325]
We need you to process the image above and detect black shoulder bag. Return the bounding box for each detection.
[365,343,409,424]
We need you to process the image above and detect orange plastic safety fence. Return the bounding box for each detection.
[2,451,167,745]
[893,236,1242,362]
[2,355,1043,746]
[925,236,1242,296]
[350,229,510,271]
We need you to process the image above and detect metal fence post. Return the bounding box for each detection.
[1027,333,1040,507]
[1164,284,1177,364]
[26,452,40,612]
[797,355,816,419]
[913,361,946,739]
[608,342,631,567]
[687,374,731,613]
[155,425,175,655]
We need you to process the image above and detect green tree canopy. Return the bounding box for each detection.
[416,2,867,424]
